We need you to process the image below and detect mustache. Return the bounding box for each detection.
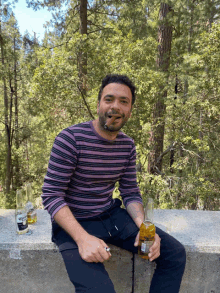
[106,111,125,118]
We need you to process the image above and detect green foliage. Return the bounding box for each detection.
[0,0,220,210]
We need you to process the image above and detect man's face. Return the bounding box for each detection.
[97,83,132,132]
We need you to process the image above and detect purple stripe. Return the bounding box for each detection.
[69,185,114,192]
[69,183,113,192]
[49,160,73,170]
[124,199,143,208]
[79,158,128,163]
[51,203,68,219]
[65,195,111,202]
[80,150,130,156]
[69,183,113,191]
[68,201,111,210]
[52,145,73,157]
[77,166,124,171]
[74,171,119,179]
[76,141,132,149]
[56,135,78,152]
[45,197,64,210]
[47,168,73,177]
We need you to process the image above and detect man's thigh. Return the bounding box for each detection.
[61,248,116,293]
[108,212,185,264]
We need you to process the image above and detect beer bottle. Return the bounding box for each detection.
[138,198,155,260]
[26,183,37,224]
[15,189,29,234]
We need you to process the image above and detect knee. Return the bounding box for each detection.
[175,242,186,272]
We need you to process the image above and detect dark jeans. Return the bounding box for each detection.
[52,199,186,293]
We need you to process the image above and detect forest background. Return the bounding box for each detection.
[0,0,220,211]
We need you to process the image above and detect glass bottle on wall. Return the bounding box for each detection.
[15,189,29,234]
[26,183,37,224]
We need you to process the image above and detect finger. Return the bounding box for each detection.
[149,251,160,262]
[149,245,160,260]
[149,242,159,253]
[148,248,160,260]
[149,235,161,261]
[89,251,105,263]
[81,249,105,263]
[99,247,111,261]
[100,241,112,259]
[149,234,161,252]
[82,254,98,263]
[105,247,112,257]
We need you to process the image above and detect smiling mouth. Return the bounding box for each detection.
[108,115,121,120]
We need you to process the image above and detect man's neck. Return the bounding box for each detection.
[92,119,119,141]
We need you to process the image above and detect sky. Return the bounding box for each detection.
[13,0,54,41]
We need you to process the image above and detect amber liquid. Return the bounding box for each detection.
[27,210,37,224]
[138,220,155,259]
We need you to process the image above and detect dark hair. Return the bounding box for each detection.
[98,74,136,105]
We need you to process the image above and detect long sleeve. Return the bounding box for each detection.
[42,128,78,220]
[119,143,143,208]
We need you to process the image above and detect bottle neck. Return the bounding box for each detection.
[144,198,154,223]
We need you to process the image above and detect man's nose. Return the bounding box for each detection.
[110,99,120,111]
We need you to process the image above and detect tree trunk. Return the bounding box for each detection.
[79,0,87,94]
[14,36,21,191]
[0,23,12,202]
[78,0,94,118]
[148,3,173,174]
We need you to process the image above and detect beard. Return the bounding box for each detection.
[98,111,127,132]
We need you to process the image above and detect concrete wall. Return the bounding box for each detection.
[0,209,220,293]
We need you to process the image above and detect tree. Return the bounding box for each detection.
[1,0,220,211]
[148,3,173,175]
[0,3,15,205]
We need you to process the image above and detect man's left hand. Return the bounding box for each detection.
[134,232,161,262]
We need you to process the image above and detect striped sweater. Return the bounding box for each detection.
[42,121,143,221]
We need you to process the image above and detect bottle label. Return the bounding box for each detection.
[141,240,154,254]
[16,214,28,231]
[141,242,147,253]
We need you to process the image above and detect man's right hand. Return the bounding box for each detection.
[77,234,111,263]
[53,206,111,263]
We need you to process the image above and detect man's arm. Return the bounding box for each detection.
[126,201,144,228]
[54,206,111,263]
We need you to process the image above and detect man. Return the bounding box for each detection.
[42,74,186,293]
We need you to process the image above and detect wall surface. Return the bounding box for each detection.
[0,209,220,293]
